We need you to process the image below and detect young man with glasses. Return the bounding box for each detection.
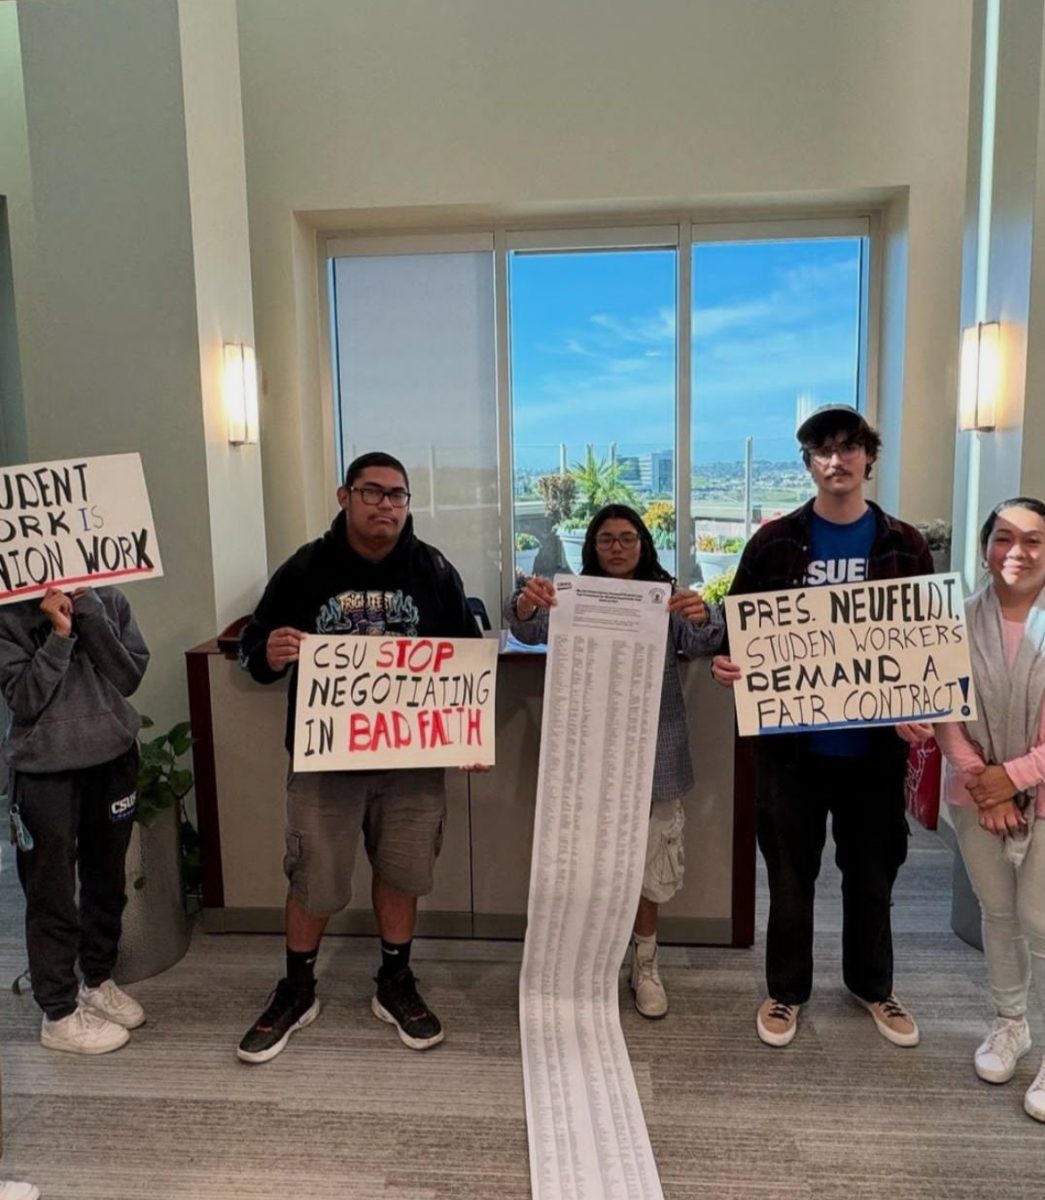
[236,452,481,1063]
[712,406,933,1049]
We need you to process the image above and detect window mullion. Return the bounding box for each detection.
[676,222,693,588]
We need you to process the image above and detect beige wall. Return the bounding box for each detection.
[952,0,1045,580]
[236,0,974,569]
[1,0,267,729]
[178,0,268,628]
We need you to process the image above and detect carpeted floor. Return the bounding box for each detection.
[1,825,1042,1199]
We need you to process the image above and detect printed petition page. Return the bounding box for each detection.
[520,574,669,1200]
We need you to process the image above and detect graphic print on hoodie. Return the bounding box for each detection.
[315,588,421,636]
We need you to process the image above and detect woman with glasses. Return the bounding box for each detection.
[935,497,1045,1123]
[505,503,724,1017]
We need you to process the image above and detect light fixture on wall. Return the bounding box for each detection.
[958,320,1000,432]
[224,342,259,445]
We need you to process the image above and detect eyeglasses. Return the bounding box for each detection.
[595,532,640,549]
[350,485,411,508]
[807,440,862,463]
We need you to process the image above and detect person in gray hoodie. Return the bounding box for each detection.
[0,585,149,1056]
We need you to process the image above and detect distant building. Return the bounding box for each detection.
[638,450,673,494]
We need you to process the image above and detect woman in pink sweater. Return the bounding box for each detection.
[936,497,1045,1123]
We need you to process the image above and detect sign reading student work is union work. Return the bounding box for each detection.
[0,453,163,605]
[724,573,977,737]
[293,634,499,771]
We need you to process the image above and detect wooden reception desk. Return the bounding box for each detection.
[186,635,754,946]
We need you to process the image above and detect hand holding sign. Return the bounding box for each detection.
[40,587,73,637]
[267,627,306,671]
[516,575,557,620]
[667,588,709,625]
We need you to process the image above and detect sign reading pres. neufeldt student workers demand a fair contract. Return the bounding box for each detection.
[0,453,163,605]
[723,573,977,737]
[293,634,499,771]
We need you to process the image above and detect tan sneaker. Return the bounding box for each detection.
[629,939,668,1019]
[855,994,920,1047]
[756,997,799,1047]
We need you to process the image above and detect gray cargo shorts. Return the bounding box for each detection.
[641,796,686,904]
[283,768,446,917]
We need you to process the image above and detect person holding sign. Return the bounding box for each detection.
[712,405,933,1049]
[236,452,482,1063]
[935,498,1045,1122]
[507,504,724,1018]
[0,586,149,1055]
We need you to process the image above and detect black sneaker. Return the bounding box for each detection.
[237,978,320,1064]
[371,966,444,1050]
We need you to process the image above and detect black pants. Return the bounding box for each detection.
[756,748,909,1006]
[14,749,138,1019]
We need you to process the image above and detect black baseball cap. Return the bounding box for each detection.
[796,403,873,446]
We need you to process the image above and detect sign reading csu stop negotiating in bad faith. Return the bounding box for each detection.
[724,572,977,737]
[293,634,499,771]
[0,453,163,605]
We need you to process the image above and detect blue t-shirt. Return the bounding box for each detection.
[805,508,876,757]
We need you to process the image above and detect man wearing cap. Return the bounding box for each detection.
[712,406,933,1049]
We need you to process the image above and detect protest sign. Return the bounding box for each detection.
[0,453,162,605]
[293,634,498,771]
[724,572,976,736]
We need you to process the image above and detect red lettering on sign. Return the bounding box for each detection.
[467,708,482,745]
[348,713,372,751]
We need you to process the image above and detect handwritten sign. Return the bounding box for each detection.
[293,634,499,771]
[0,453,162,605]
[724,572,977,736]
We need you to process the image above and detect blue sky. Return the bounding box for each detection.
[509,238,863,471]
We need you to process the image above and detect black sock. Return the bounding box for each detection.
[378,938,411,980]
[286,947,317,992]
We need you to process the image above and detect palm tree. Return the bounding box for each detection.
[569,446,640,518]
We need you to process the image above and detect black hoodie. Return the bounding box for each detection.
[240,512,480,752]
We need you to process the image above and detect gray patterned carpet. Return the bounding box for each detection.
[1,826,1042,1199]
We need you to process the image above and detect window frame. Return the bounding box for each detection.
[320,211,879,610]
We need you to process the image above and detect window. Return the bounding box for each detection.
[327,217,872,621]
[508,240,677,582]
[329,241,501,623]
[690,229,868,586]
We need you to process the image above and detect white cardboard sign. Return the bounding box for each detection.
[0,453,163,605]
[724,572,977,736]
[293,634,498,771]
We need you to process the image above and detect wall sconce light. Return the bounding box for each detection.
[224,342,259,445]
[958,320,1000,432]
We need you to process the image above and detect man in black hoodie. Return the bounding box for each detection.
[236,451,481,1063]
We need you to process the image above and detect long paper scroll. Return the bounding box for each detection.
[520,574,669,1200]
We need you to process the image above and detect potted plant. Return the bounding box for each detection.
[533,473,577,576]
[915,519,952,573]
[515,531,540,576]
[643,501,677,578]
[556,516,589,573]
[569,446,640,518]
[115,718,198,984]
[699,565,736,605]
[695,534,744,581]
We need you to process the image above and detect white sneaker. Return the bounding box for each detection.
[974,1017,1031,1084]
[629,939,668,1019]
[41,1005,129,1055]
[1025,1053,1045,1123]
[79,978,145,1029]
[0,1181,40,1200]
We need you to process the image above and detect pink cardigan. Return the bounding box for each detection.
[936,616,1045,818]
